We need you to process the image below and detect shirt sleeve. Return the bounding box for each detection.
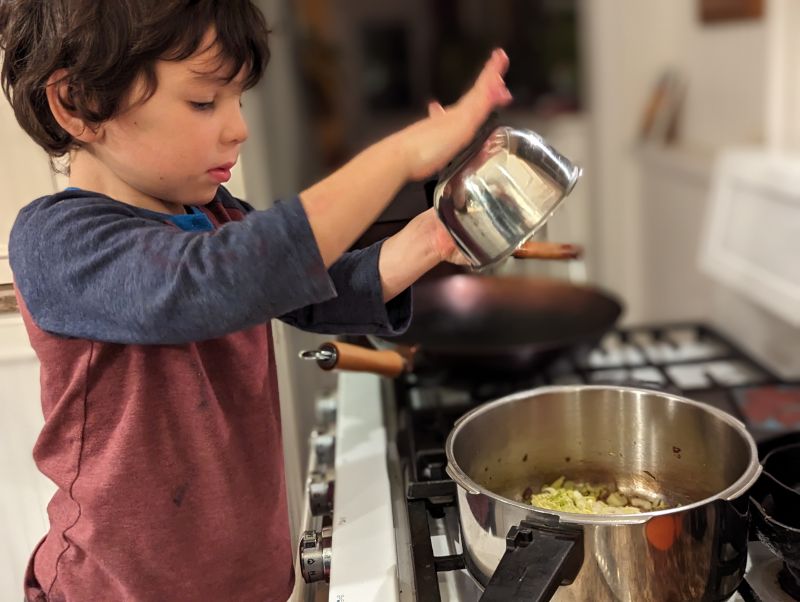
[279,240,412,336]
[10,193,340,344]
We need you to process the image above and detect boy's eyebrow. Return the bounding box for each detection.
[189,70,232,84]
[187,70,247,93]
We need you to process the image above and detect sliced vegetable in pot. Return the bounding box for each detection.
[527,476,670,515]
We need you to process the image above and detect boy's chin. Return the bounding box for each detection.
[202,185,221,201]
[186,184,222,204]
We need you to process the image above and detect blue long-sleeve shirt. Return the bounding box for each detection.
[10,186,411,342]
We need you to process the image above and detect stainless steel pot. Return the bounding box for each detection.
[444,385,762,601]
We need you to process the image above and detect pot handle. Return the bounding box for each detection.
[299,341,407,378]
[512,241,583,261]
[480,521,583,602]
[445,464,480,495]
[725,463,762,501]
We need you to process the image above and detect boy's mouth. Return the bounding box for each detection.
[208,162,235,183]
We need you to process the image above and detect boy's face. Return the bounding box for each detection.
[90,32,249,208]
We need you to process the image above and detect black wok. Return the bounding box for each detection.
[301,274,623,380]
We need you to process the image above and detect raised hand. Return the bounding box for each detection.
[399,49,512,182]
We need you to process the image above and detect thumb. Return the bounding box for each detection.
[427,101,446,117]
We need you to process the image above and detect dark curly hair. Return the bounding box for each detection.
[0,0,270,158]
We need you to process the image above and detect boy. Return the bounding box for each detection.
[0,0,511,600]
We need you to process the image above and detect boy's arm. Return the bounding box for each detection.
[377,208,461,302]
[276,205,461,335]
[277,50,512,331]
[11,194,344,344]
[299,49,511,269]
[278,239,412,336]
[14,187,414,344]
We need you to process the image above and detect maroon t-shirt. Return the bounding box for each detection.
[11,188,410,601]
[21,302,295,601]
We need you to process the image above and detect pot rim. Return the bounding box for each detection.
[444,384,762,526]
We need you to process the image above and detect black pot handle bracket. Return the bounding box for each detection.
[480,520,584,602]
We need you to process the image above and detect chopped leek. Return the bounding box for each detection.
[528,476,668,515]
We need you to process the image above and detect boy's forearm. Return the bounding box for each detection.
[298,49,511,271]
[378,210,443,302]
[299,133,409,268]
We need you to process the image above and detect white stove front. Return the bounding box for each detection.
[298,372,400,602]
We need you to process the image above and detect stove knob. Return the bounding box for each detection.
[308,470,335,516]
[299,523,332,583]
[315,394,337,426]
[312,430,336,467]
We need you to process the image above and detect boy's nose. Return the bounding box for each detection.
[223,105,249,145]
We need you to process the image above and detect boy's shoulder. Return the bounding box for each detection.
[11,189,144,244]
[9,186,253,261]
[18,188,139,215]
[14,186,252,225]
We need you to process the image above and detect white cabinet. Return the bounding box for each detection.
[0,315,53,600]
[0,94,60,284]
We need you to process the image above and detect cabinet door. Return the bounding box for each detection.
[0,96,59,284]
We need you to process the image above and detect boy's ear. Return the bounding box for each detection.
[45,69,103,144]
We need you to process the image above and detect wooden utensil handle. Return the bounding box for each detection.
[512,241,583,260]
[321,341,407,378]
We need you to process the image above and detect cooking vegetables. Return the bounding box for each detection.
[527,476,669,515]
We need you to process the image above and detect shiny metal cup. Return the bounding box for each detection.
[434,126,582,269]
[445,385,762,601]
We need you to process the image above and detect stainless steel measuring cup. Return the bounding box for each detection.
[433,124,582,269]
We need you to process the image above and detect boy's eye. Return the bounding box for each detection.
[189,101,215,111]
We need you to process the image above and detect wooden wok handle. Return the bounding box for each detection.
[512,241,583,260]
[299,341,407,378]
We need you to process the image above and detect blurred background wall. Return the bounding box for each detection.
[245,0,772,322]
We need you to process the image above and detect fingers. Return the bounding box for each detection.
[486,48,510,78]
[427,49,510,119]
[456,48,513,128]
[480,48,512,104]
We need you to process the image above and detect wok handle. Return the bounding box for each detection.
[299,341,407,378]
[512,241,583,260]
[480,522,583,602]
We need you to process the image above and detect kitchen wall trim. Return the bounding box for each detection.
[0,244,10,285]
[765,0,800,152]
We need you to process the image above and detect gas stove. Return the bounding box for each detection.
[298,322,800,601]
